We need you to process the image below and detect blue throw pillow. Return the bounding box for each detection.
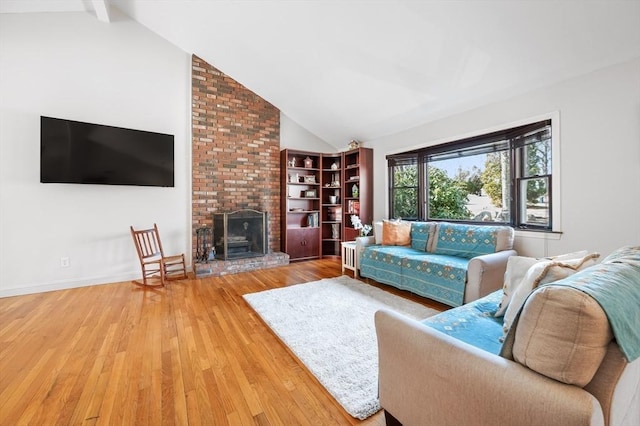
[432,223,500,259]
[410,222,433,252]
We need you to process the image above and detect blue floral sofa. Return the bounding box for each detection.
[358,221,515,306]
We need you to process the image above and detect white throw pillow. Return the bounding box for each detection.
[548,250,589,262]
[502,253,600,336]
[495,250,590,318]
[374,221,384,245]
[495,256,543,317]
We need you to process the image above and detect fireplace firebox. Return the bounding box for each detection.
[213,209,267,260]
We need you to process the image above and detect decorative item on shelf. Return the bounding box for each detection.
[328,206,342,220]
[348,139,360,150]
[329,195,338,204]
[289,157,297,167]
[350,215,372,237]
[352,183,359,198]
[304,156,313,168]
[304,175,316,184]
[289,173,299,183]
[332,223,340,239]
[331,161,339,170]
[304,189,317,198]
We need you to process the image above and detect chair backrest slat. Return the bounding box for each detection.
[131,224,164,260]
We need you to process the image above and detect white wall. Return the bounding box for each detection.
[369,58,640,258]
[280,113,336,152]
[2,12,637,296]
[0,11,192,296]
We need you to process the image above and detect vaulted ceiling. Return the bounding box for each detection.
[3,0,640,147]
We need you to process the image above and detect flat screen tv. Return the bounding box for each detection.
[41,116,174,187]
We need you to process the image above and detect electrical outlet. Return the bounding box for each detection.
[60,257,70,268]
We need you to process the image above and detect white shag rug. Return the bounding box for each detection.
[243,275,439,420]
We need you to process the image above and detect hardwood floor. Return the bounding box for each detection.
[0,259,446,425]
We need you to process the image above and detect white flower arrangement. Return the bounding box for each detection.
[350,215,372,237]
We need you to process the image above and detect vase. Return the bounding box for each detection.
[332,224,340,239]
[352,184,359,198]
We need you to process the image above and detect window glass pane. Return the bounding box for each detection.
[519,177,549,227]
[393,188,418,219]
[482,151,511,222]
[428,164,472,220]
[393,164,417,185]
[427,151,510,222]
[523,139,552,177]
[391,164,418,219]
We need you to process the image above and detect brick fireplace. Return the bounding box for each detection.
[191,55,288,275]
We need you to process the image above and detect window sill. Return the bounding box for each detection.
[514,229,562,240]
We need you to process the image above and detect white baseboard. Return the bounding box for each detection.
[0,272,141,298]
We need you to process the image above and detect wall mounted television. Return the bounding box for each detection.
[40,116,175,187]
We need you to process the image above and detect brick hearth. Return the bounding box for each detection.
[191,55,288,275]
[193,253,290,277]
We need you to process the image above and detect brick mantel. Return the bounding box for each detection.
[191,55,282,271]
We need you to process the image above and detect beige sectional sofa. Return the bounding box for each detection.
[375,246,640,426]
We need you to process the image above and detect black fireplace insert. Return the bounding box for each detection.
[213,209,267,260]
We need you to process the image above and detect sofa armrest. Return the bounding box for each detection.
[375,309,604,426]
[465,249,517,303]
[355,236,375,270]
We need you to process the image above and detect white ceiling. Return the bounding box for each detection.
[3,0,640,147]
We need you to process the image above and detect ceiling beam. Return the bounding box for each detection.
[92,0,110,23]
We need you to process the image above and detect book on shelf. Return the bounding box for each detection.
[307,212,319,227]
[327,206,342,221]
[347,200,360,214]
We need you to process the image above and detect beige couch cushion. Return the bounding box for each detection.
[502,253,600,335]
[494,226,515,252]
[513,285,613,387]
[382,219,411,246]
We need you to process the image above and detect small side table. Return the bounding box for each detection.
[341,241,357,278]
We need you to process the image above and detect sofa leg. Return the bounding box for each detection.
[384,410,402,426]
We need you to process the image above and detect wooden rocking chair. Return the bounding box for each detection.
[130,223,187,286]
